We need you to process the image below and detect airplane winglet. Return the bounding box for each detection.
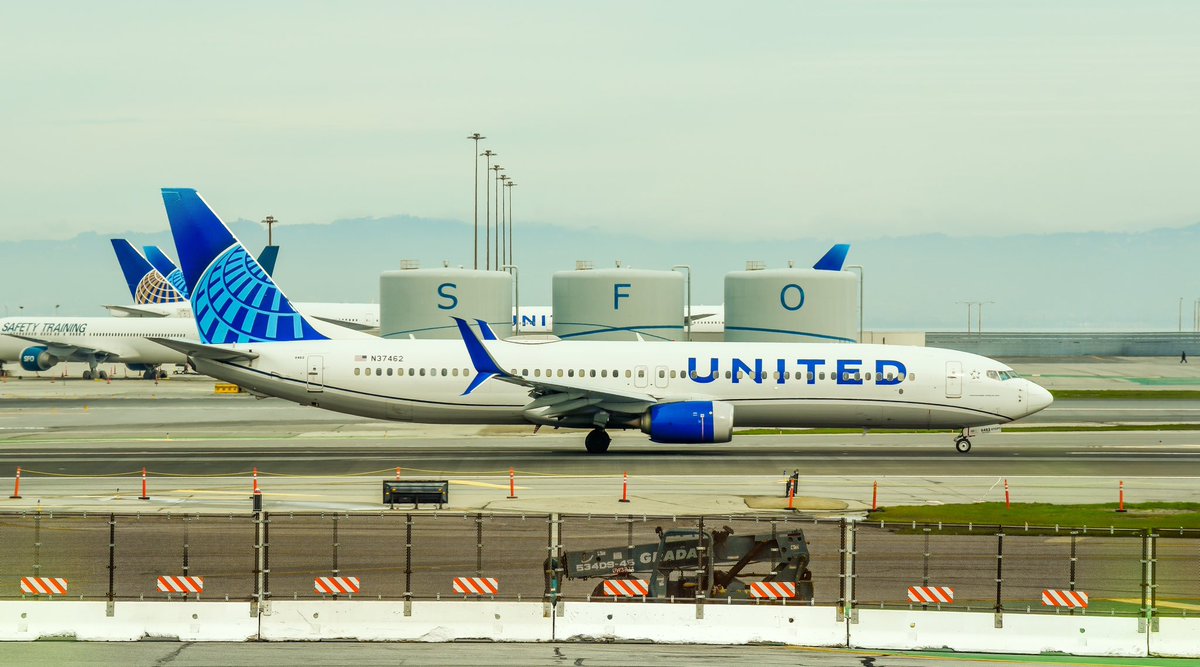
[454,317,506,395]
[475,319,499,341]
[812,244,851,271]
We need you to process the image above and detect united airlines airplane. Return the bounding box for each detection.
[154,187,1052,453]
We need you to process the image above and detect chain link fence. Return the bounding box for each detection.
[0,511,1195,617]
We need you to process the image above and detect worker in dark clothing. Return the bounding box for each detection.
[1182,351,1188,364]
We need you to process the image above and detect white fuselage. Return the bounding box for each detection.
[0,317,194,365]
[192,337,1051,431]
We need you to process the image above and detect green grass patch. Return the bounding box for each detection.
[1044,389,1200,400]
[869,502,1200,530]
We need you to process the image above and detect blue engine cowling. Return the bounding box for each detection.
[20,346,59,372]
[640,401,735,444]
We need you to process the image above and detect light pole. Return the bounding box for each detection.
[846,265,864,343]
[467,133,486,269]
[490,164,505,270]
[504,180,516,270]
[498,174,510,266]
[1180,297,1184,333]
[481,150,497,270]
[955,301,974,334]
[977,301,995,336]
[260,216,277,246]
[54,304,60,317]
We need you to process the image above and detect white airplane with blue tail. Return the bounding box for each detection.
[153,188,1052,453]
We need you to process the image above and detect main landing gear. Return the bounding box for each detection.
[954,435,972,454]
[81,369,109,381]
[585,428,611,454]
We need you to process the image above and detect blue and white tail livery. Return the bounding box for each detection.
[160,188,328,345]
[143,246,191,299]
[110,239,186,305]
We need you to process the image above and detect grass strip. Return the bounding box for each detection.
[867,502,1200,530]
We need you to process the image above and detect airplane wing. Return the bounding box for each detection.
[453,317,659,422]
[103,305,172,318]
[6,334,119,363]
[311,315,378,334]
[145,337,259,362]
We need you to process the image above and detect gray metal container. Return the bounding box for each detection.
[380,266,513,339]
[552,266,684,341]
[724,265,857,343]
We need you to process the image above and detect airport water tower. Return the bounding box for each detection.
[724,246,858,343]
[552,262,685,341]
[380,260,513,339]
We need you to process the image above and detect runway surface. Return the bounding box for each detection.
[2,392,1200,479]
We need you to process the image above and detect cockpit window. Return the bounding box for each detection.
[994,369,1021,380]
[986,370,999,380]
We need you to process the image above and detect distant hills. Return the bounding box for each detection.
[4,214,1199,331]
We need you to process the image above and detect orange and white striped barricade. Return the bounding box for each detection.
[907,586,955,604]
[21,577,68,596]
[749,581,798,600]
[602,578,649,597]
[1042,589,1089,609]
[157,576,205,595]
[314,577,361,596]
[452,577,499,596]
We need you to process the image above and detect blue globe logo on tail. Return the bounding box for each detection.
[164,269,190,298]
[192,244,327,344]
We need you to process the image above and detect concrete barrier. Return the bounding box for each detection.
[0,601,256,641]
[850,609,1146,657]
[259,600,552,641]
[1150,617,1200,658]
[557,601,845,645]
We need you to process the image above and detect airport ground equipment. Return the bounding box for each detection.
[545,525,814,601]
[383,480,449,509]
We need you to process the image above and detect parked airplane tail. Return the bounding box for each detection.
[813,244,851,271]
[143,246,191,299]
[110,238,186,304]
[161,188,328,344]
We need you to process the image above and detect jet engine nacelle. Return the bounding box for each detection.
[20,346,59,372]
[640,401,734,444]
[125,363,152,372]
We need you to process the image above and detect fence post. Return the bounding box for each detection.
[33,514,41,582]
[695,516,706,619]
[404,513,413,617]
[848,520,858,626]
[263,512,270,604]
[994,527,1005,628]
[1068,531,1078,616]
[107,514,116,617]
[921,527,931,610]
[837,519,847,622]
[475,513,484,578]
[182,516,191,581]
[252,508,266,617]
[332,515,341,598]
[1150,531,1158,633]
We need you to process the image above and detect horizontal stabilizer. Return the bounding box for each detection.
[146,337,259,362]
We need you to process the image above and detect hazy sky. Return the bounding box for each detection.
[2,1,1198,242]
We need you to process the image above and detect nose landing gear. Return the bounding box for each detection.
[954,435,972,453]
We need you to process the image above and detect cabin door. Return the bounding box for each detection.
[306,355,324,393]
[945,361,962,398]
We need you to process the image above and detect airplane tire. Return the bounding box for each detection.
[98,370,109,381]
[585,429,611,454]
[143,370,156,380]
[82,370,93,380]
[955,437,971,454]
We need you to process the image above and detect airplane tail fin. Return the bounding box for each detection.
[812,244,851,271]
[111,238,186,304]
[160,188,328,344]
[143,246,191,299]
